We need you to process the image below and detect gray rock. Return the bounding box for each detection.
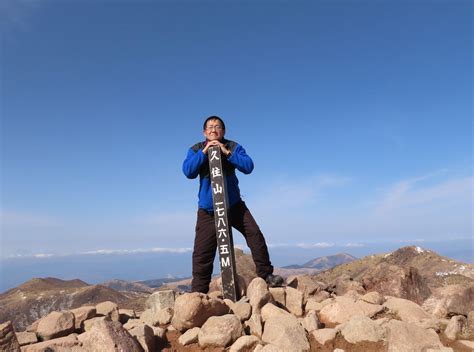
[269,287,286,307]
[319,296,384,326]
[261,303,294,322]
[198,314,243,348]
[83,316,109,331]
[146,290,175,312]
[384,296,431,323]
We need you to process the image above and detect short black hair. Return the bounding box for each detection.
[203,115,226,131]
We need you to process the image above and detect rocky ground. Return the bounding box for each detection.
[0,246,472,351]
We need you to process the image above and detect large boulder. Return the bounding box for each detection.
[285,287,304,316]
[15,331,37,347]
[70,306,96,331]
[77,319,143,351]
[262,312,310,352]
[247,278,272,314]
[146,290,175,312]
[361,264,431,304]
[0,321,20,352]
[340,315,387,344]
[36,311,75,341]
[383,297,431,323]
[229,335,260,352]
[171,292,229,332]
[318,296,384,326]
[198,314,243,348]
[444,315,469,341]
[178,327,200,346]
[128,324,155,352]
[311,328,337,346]
[422,284,474,318]
[95,301,120,322]
[385,319,444,352]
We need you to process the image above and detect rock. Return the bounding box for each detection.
[385,319,444,352]
[261,303,294,322]
[146,290,175,312]
[95,301,120,322]
[21,334,81,352]
[247,278,272,314]
[232,300,252,322]
[229,335,260,352]
[123,319,145,330]
[178,327,200,346]
[129,324,155,352]
[425,348,454,352]
[0,321,21,352]
[70,306,96,330]
[15,331,37,346]
[119,309,137,324]
[343,289,362,300]
[359,291,385,305]
[269,287,285,307]
[361,264,431,304]
[340,315,386,343]
[285,286,304,316]
[171,292,230,332]
[319,296,384,326]
[208,291,222,299]
[423,284,474,318]
[198,314,242,348]
[36,311,75,341]
[151,326,166,340]
[140,308,158,326]
[77,319,142,351]
[244,313,263,338]
[444,315,468,340]
[312,290,331,302]
[330,274,365,296]
[300,310,321,332]
[384,297,431,323]
[83,316,109,331]
[287,275,327,302]
[311,328,337,346]
[262,312,309,351]
[333,349,345,352]
[155,308,173,325]
[305,298,324,312]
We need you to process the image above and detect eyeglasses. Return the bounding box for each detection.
[205,125,223,131]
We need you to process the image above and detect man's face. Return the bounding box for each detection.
[203,119,225,141]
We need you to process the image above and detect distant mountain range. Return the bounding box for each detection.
[3,247,471,332]
[282,253,357,270]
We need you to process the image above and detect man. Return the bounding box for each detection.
[183,115,283,293]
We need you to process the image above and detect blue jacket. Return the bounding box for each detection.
[182,139,254,212]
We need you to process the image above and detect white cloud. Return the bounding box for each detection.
[296,242,335,249]
[344,243,365,247]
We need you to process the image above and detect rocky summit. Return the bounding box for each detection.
[0,246,472,351]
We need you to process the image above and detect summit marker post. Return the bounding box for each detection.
[208,145,239,301]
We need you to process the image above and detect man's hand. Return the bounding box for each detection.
[202,140,231,156]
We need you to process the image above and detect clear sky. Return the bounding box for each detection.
[1,0,472,262]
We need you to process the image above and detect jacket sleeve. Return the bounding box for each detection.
[182,147,206,179]
[227,144,254,174]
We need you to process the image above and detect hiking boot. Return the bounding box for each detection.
[265,274,284,287]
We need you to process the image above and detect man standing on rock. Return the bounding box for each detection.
[182,115,283,293]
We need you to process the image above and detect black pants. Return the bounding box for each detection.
[191,201,274,293]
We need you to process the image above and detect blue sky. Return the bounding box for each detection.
[1,0,472,264]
